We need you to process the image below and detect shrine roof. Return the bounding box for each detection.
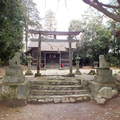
[28,41,76,52]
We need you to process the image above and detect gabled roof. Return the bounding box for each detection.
[28,42,76,52]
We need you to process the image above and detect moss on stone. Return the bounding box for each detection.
[10,85,17,90]
[66,73,75,77]
[116,82,120,85]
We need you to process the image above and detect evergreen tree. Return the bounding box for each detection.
[0,0,24,64]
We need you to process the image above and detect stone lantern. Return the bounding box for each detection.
[25,54,33,75]
[75,54,82,75]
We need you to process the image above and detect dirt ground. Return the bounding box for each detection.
[0,97,120,120]
[0,66,120,120]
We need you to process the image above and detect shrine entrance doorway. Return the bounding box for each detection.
[46,53,59,64]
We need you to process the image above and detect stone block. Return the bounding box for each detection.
[73,88,79,90]
[60,92,66,95]
[45,98,53,102]
[38,86,43,90]
[42,86,48,90]
[50,82,56,85]
[84,91,90,94]
[69,98,76,102]
[69,82,74,85]
[67,88,72,90]
[5,68,23,76]
[31,99,37,102]
[35,92,44,95]
[54,87,60,90]
[34,81,43,85]
[16,84,28,99]
[2,75,25,83]
[77,97,82,101]
[95,97,106,104]
[38,99,45,103]
[99,87,112,99]
[25,70,33,75]
[43,82,49,85]
[81,79,88,86]
[75,71,82,75]
[63,82,69,85]
[49,87,54,90]
[62,98,69,102]
[89,81,117,97]
[61,88,67,90]
[54,98,61,103]
[96,69,112,76]
[74,82,79,85]
[83,96,88,100]
[57,82,62,85]
[45,93,54,95]
[94,75,116,84]
[112,89,118,97]
[67,93,72,95]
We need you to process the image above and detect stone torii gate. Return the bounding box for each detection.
[29,30,82,77]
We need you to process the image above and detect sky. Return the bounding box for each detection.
[33,0,89,31]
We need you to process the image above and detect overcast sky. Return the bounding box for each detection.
[33,0,89,31]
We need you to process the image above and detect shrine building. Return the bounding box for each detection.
[25,40,76,68]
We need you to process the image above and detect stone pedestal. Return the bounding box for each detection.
[1,52,28,106]
[89,55,118,104]
[90,68,116,97]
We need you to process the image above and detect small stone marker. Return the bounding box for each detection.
[25,54,33,75]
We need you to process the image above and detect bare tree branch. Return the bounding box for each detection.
[82,0,120,22]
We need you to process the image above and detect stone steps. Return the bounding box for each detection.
[30,85,85,90]
[29,89,90,96]
[27,94,92,103]
[27,77,92,104]
[29,80,80,86]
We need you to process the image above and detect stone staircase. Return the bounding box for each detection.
[27,77,92,103]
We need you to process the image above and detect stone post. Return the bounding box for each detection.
[25,54,33,75]
[35,32,41,77]
[68,35,75,77]
[75,54,82,75]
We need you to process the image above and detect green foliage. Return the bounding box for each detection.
[20,51,27,65]
[70,8,113,66]
[106,54,120,67]
[0,0,24,65]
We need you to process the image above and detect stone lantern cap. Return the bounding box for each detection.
[27,54,33,60]
[75,54,81,60]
